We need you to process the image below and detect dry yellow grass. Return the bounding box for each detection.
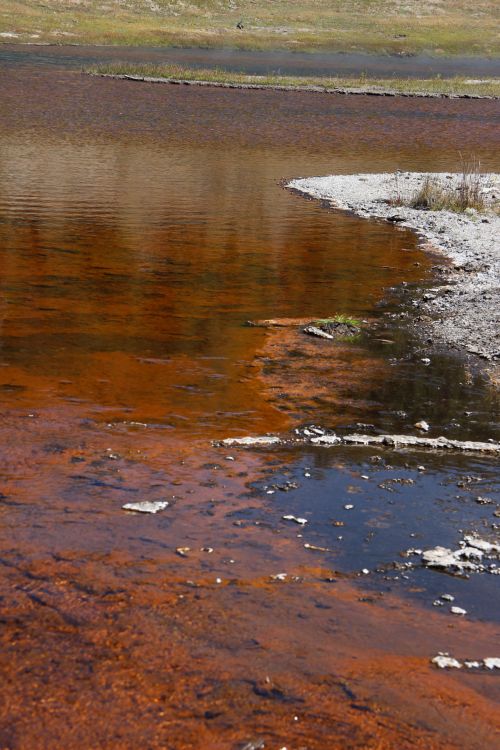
[1,0,500,55]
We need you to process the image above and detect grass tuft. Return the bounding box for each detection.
[404,159,493,213]
[314,315,361,328]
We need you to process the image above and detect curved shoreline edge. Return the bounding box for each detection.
[91,74,500,100]
[287,172,500,376]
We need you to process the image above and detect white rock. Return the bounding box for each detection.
[432,654,462,669]
[483,658,500,669]
[282,514,308,525]
[422,545,484,572]
[450,606,467,615]
[463,534,500,554]
[415,420,430,432]
[310,434,341,445]
[221,435,281,446]
[122,500,169,514]
[303,325,334,340]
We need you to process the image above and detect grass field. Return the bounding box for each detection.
[88,62,500,98]
[1,0,500,56]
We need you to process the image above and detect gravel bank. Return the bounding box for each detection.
[93,75,499,100]
[287,172,500,369]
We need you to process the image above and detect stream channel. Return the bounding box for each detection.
[0,51,499,749]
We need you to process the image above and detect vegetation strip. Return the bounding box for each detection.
[87,65,500,99]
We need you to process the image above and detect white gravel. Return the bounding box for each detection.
[287,172,500,364]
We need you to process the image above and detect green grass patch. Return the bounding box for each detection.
[314,315,362,328]
[87,62,500,98]
[1,0,500,56]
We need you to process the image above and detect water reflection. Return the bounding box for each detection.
[0,61,499,749]
[0,70,499,438]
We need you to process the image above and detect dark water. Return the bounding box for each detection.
[0,59,499,748]
[1,42,500,78]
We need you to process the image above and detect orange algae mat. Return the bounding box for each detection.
[0,62,499,748]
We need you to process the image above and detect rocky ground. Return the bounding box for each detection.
[287,172,500,377]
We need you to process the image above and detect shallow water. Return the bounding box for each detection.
[2,43,500,79]
[0,60,499,749]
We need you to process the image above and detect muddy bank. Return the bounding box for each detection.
[287,173,500,370]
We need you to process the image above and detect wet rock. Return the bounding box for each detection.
[475,495,494,504]
[432,654,462,669]
[484,658,500,669]
[122,500,169,514]
[219,436,281,447]
[335,433,500,453]
[218,432,500,454]
[238,740,265,750]
[310,434,341,445]
[282,514,308,525]
[450,606,467,615]
[432,654,500,670]
[275,481,299,492]
[303,325,335,340]
[414,420,430,432]
[422,545,482,573]
[422,533,500,575]
[176,547,190,557]
[463,534,500,554]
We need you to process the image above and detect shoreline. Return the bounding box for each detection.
[287,172,500,374]
[91,73,500,100]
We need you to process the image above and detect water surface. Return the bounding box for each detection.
[0,61,499,748]
[2,42,500,78]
